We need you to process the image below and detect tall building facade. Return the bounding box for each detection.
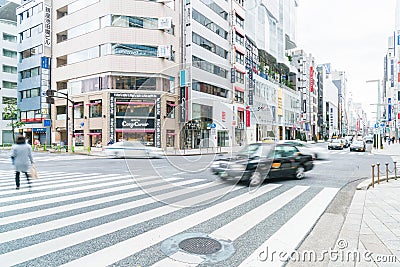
[48,0,180,150]
[16,0,51,145]
[182,0,242,149]
[0,1,18,144]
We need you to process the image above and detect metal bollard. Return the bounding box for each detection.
[371,164,375,188]
[395,162,398,180]
[377,163,380,184]
[386,162,389,182]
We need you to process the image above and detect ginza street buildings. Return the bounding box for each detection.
[11,0,364,149]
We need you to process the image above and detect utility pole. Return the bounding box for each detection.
[366,79,382,149]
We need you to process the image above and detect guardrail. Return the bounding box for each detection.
[371,161,397,188]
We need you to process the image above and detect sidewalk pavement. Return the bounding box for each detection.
[328,144,400,266]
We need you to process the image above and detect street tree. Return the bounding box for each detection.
[3,103,25,144]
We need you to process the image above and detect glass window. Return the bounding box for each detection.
[236,14,244,28]
[68,19,99,39]
[111,43,157,57]
[166,101,175,118]
[3,33,17,42]
[67,46,99,64]
[2,97,17,105]
[235,52,244,65]
[116,101,155,117]
[3,65,17,74]
[89,100,102,118]
[2,81,17,89]
[74,102,84,119]
[192,33,228,59]
[3,49,17,58]
[192,9,228,39]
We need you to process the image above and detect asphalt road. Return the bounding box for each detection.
[0,144,394,266]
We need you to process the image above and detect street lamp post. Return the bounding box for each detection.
[366,79,382,149]
[46,89,75,152]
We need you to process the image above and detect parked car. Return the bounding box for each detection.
[279,140,329,160]
[350,140,366,152]
[104,141,163,158]
[328,139,344,150]
[210,143,314,186]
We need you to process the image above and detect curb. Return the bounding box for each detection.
[356,175,399,190]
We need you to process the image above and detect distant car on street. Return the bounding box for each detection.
[104,141,163,158]
[328,139,344,150]
[350,140,366,152]
[210,142,314,186]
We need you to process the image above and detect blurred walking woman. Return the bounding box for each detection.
[11,135,34,189]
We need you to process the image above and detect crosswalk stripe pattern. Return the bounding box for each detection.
[0,169,339,266]
[0,154,97,164]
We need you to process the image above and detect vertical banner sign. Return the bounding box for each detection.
[390,59,394,87]
[179,86,186,123]
[156,97,161,148]
[356,119,360,132]
[43,6,51,47]
[277,88,283,116]
[246,106,250,127]
[309,66,314,92]
[109,94,115,142]
[248,89,254,105]
[388,98,392,121]
[230,68,235,83]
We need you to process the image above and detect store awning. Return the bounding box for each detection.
[87,133,102,135]
[115,102,154,105]
[115,129,155,133]
[234,86,244,92]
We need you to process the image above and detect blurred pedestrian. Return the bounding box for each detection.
[392,136,395,144]
[10,135,34,190]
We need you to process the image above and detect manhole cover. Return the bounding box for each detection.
[178,237,222,255]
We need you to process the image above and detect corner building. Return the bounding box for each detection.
[50,0,180,150]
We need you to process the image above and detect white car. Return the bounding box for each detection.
[104,141,163,158]
[279,140,329,160]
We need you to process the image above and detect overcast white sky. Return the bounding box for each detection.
[296,0,397,122]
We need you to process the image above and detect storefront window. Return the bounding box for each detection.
[166,130,175,147]
[74,130,84,146]
[89,100,102,117]
[116,101,155,117]
[89,130,102,147]
[74,102,84,118]
[166,101,175,118]
[116,132,155,146]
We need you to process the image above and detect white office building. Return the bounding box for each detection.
[0,1,18,145]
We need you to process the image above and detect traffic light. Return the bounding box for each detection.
[46,89,55,96]
[46,97,54,104]
[45,89,56,104]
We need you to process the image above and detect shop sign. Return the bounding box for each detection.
[158,17,172,29]
[116,118,155,129]
[33,128,46,133]
[43,6,51,47]
[156,97,161,148]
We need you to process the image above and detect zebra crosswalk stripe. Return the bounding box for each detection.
[239,187,339,266]
[0,169,341,267]
[0,178,213,243]
[0,181,250,266]
[53,184,281,267]
[153,185,310,267]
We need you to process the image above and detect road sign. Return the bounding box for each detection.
[43,119,51,127]
[211,123,216,129]
[80,122,85,127]
[380,123,385,127]
[374,123,379,129]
